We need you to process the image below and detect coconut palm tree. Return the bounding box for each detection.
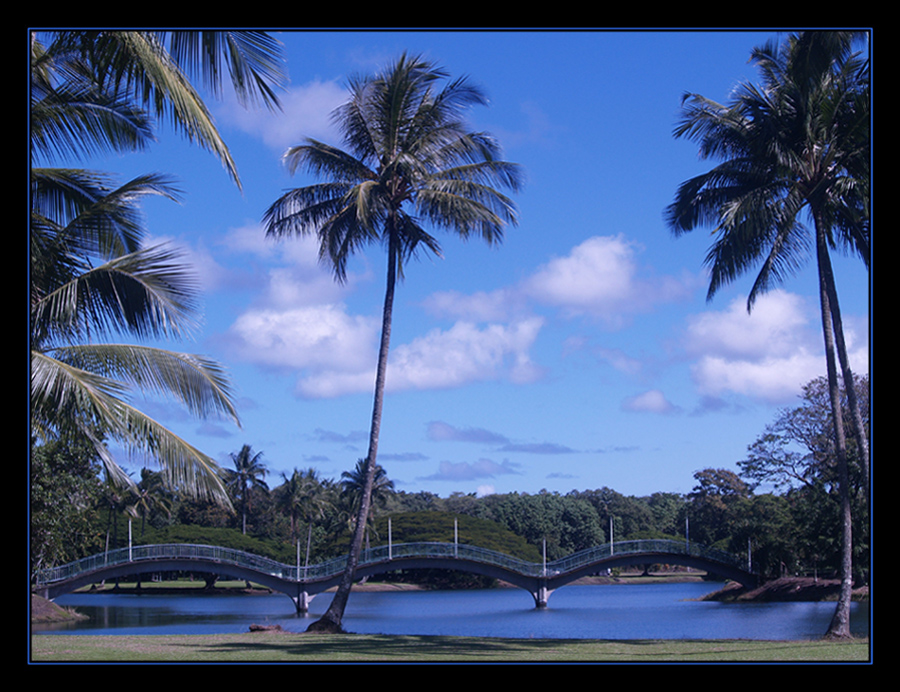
[277,468,333,564]
[30,169,241,503]
[226,445,269,534]
[30,30,284,505]
[341,458,395,534]
[263,53,523,632]
[296,468,334,567]
[131,468,174,538]
[665,31,869,638]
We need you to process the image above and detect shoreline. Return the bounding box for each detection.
[700,577,869,603]
[32,573,867,626]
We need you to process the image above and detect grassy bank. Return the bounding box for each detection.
[30,632,869,663]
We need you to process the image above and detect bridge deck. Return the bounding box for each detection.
[33,539,756,609]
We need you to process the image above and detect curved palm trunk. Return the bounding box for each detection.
[308,233,398,633]
[815,220,854,639]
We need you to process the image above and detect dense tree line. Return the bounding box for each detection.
[31,374,869,588]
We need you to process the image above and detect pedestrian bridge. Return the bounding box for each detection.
[33,539,756,612]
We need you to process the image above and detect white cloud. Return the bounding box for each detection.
[295,369,376,399]
[523,235,696,325]
[246,316,546,399]
[220,230,707,399]
[387,318,545,392]
[217,222,364,307]
[526,235,636,312]
[685,290,811,360]
[426,421,510,445]
[691,353,824,402]
[221,222,321,267]
[421,288,526,322]
[146,234,228,295]
[226,303,379,374]
[684,290,832,403]
[622,389,679,414]
[423,234,697,329]
[218,79,348,151]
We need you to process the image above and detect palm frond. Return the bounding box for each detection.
[30,69,155,164]
[42,31,241,188]
[164,30,286,111]
[31,169,182,262]
[33,242,201,347]
[49,343,240,423]
[31,350,234,506]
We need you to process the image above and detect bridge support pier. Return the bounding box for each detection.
[291,590,312,613]
[532,581,551,609]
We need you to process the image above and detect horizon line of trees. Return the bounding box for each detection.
[32,374,869,586]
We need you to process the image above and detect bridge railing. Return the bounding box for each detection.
[33,544,294,585]
[33,539,749,587]
[546,539,747,575]
[356,541,541,577]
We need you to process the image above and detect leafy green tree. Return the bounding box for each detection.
[30,168,240,504]
[729,493,799,581]
[645,492,688,539]
[263,53,522,633]
[370,511,542,588]
[686,468,752,548]
[226,445,269,534]
[100,474,138,554]
[477,491,603,560]
[385,489,445,513]
[30,435,105,570]
[275,468,334,560]
[739,375,869,581]
[298,468,335,564]
[275,469,306,544]
[572,487,656,541]
[665,31,869,638]
[739,375,868,498]
[785,482,868,583]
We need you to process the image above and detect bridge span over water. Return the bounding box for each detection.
[33,539,756,612]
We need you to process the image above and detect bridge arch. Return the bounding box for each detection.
[33,540,756,612]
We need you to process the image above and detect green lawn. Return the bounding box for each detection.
[30,632,870,663]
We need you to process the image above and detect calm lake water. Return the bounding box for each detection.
[36,582,869,641]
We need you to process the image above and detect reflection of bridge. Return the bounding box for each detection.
[33,539,756,612]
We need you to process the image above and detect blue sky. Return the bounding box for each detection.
[82,29,870,498]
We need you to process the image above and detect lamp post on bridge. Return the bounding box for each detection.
[609,516,614,556]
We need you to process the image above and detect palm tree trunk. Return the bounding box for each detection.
[308,232,398,633]
[820,249,869,489]
[815,222,854,640]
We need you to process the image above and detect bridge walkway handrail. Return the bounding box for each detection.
[33,539,750,587]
